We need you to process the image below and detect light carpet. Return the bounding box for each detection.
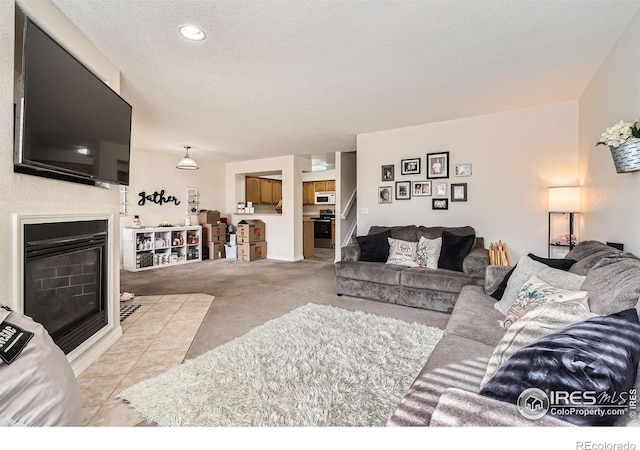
[118,303,444,426]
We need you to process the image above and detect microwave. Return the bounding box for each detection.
[315,191,336,205]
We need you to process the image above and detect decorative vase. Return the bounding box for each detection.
[610,137,640,173]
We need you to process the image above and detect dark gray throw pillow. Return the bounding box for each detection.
[437,231,475,272]
[480,308,640,426]
[356,230,392,262]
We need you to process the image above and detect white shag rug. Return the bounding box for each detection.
[118,303,444,426]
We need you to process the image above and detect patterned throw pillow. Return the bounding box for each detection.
[386,238,419,267]
[416,237,442,269]
[501,275,588,329]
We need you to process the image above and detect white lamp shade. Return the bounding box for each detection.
[176,146,199,170]
[548,186,581,212]
[176,157,199,170]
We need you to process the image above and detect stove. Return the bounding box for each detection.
[313,209,334,248]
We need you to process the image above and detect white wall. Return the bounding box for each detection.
[578,10,640,255]
[337,151,357,256]
[225,155,311,261]
[356,101,580,261]
[2,1,124,372]
[125,147,227,228]
[302,169,336,182]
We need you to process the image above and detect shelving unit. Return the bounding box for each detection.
[122,225,202,271]
[548,212,579,258]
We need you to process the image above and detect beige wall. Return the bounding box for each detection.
[2,1,124,372]
[578,10,640,255]
[356,101,580,261]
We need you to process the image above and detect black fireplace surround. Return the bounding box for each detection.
[24,220,108,354]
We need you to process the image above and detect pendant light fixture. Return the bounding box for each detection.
[176,146,199,170]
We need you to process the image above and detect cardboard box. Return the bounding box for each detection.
[198,210,221,224]
[201,224,225,242]
[238,241,267,261]
[225,244,237,260]
[236,220,266,242]
[207,242,226,260]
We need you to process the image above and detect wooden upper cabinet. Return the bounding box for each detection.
[326,180,335,191]
[272,180,282,205]
[303,182,315,205]
[260,178,273,204]
[245,177,260,204]
[314,181,327,192]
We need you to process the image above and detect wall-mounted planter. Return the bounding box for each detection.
[610,137,640,173]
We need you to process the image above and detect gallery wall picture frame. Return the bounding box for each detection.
[379,186,393,204]
[400,158,421,175]
[434,181,448,197]
[381,165,395,182]
[426,151,449,179]
[451,183,468,202]
[453,163,472,177]
[395,181,411,200]
[412,181,432,197]
[432,198,449,210]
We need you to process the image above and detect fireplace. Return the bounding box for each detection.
[23,220,108,354]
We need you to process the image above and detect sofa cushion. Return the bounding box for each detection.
[566,241,620,276]
[482,298,595,388]
[581,252,640,315]
[368,225,417,242]
[489,266,516,300]
[493,256,585,315]
[386,238,419,267]
[355,230,391,262]
[445,286,506,347]
[401,268,478,294]
[416,236,442,269]
[387,334,494,427]
[416,225,475,241]
[438,231,475,272]
[502,275,588,329]
[480,308,640,426]
[334,260,405,285]
[528,253,577,271]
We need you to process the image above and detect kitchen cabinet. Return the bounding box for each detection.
[326,180,336,191]
[314,181,327,192]
[331,219,336,249]
[245,176,282,205]
[303,220,315,259]
[272,179,282,204]
[245,177,261,204]
[260,178,273,204]
[303,182,315,205]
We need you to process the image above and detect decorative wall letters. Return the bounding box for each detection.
[138,190,181,206]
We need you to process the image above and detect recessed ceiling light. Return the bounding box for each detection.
[179,25,206,41]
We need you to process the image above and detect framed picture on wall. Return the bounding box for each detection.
[453,163,472,177]
[432,198,448,210]
[401,158,421,175]
[379,186,393,204]
[427,151,449,179]
[434,181,448,197]
[451,183,468,202]
[412,181,431,197]
[381,165,395,182]
[395,181,411,200]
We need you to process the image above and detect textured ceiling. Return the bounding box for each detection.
[52,0,640,163]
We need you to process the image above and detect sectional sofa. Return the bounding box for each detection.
[335,225,488,313]
[388,240,640,427]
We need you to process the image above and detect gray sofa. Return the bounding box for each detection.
[335,225,489,313]
[388,240,640,427]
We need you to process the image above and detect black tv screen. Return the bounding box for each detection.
[15,17,132,186]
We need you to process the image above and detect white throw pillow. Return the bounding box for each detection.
[481,297,595,388]
[386,238,419,267]
[493,255,586,315]
[501,275,588,329]
[416,236,442,269]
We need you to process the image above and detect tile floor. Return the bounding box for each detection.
[78,293,214,426]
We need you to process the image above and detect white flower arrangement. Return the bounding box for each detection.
[597,119,640,148]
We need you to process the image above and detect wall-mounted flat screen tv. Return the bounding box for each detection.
[14,17,132,186]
